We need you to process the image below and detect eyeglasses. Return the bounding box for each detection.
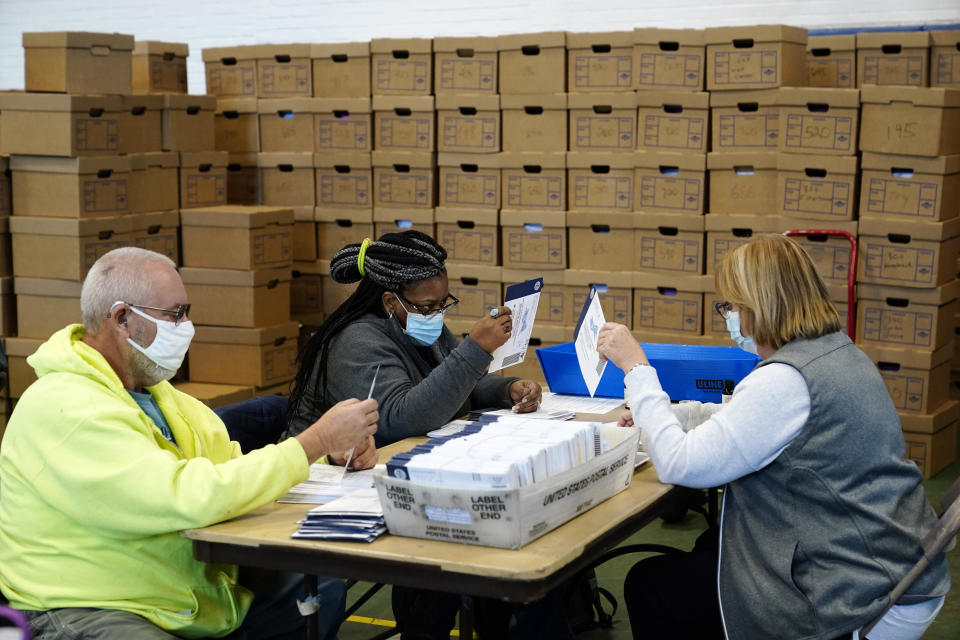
[715,301,734,320]
[115,301,192,326]
[394,292,459,318]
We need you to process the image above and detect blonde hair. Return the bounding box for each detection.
[715,234,841,350]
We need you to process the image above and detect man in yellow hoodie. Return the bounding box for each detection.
[0,247,380,639]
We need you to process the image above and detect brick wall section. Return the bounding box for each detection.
[0,0,957,92]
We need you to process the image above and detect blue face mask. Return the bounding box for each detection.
[725,311,758,355]
[394,294,444,346]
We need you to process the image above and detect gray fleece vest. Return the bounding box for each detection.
[718,332,950,640]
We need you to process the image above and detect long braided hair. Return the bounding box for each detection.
[289,230,448,419]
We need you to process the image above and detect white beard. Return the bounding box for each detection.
[129,345,177,387]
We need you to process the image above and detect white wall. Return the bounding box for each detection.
[0,0,957,93]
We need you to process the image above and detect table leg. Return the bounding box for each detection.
[708,487,719,529]
[304,574,318,640]
[459,594,475,639]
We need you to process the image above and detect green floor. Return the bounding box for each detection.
[338,453,960,639]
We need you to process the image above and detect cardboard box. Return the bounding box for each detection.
[226,153,260,205]
[375,422,638,549]
[859,152,960,221]
[312,42,370,98]
[0,218,11,277]
[931,30,960,88]
[0,93,123,157]
[119,94,164,153]
[436,95,500,153]
[777,154,858,220]
[434,36,498,95]
[256,44,312,98]
[568,93,637,152]
[23,31,133,94]
[258,152,315,207]
[500,152,566,211]
[566,211,635,271]
[172,381,254,409]
[203,46,259,98]
[444,263,502,320]
[372,151,436,208]
[314,151,372,211]
[162,94,216,152]
[437,153,500,209]
[291,207,317,262]
[179,151,228,209]
[14,277,81,339]
[214,98,259,153]
[778,87,859,155]
[180,205,293,270]
[565,269,633,327]
[292,258,357,316]
[704,212,788,273]
[634,151,706,214]
[856,280,960,350]
[704,25,807,90]
[257,97,318,153]
[632,272,709,336]
[373,96,435,151]
[500,211,566,270]
[315,97,372,152]
[190,321,299,388]
[633,212,704,274]
[502,268,567,325]
[860,342,951,414]
[707,151,778,215]
[785,220,859,300]
[315,208,373,261]
[857,31,930,88]
[290,267,324,324]
[566,31,634,93]
[10,155,130,218]
[370,38,433,96]
[566,152,635,212]
[903,419,957,479]
[806,34,856,88]
[373,206,434,239]
[633,28,705,91]
[10,215,131,280]
[498,32,566,95]
[859,86,960,156]
[500,93,567,153]
[857,216,960,288]
[132,40,188,94]
[0,156,10,217]
[127,151,180,213]
[130,210,179,264]
[710,89,780,151]
[180,266,291,328]
[636,91,709,153]
[6,337,42,398]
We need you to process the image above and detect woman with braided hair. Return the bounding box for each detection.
[284,230,542,449]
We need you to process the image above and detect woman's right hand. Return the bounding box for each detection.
[469,306,513,354]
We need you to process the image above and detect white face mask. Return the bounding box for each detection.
[725,311,758,355]
[126,305,195,373]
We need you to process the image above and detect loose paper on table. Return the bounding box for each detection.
[488,277,543,372]
[574,286,607,397]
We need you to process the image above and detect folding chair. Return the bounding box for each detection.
[861,474,960,638]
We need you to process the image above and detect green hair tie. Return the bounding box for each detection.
[357,237,372,277]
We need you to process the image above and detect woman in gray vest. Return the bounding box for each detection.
[597,234,949,640]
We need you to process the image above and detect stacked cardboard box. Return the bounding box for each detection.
[856,31,930,88]
[856,83,960,477]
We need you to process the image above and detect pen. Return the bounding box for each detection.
[340,364,380,481]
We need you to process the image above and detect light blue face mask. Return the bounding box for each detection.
[394,294,444,346]
[725,311,758,355]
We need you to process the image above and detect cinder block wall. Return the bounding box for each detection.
[0,0,957,93]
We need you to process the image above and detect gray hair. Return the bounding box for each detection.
[81,247,177,333]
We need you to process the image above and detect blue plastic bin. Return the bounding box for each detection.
[536,341,761,402]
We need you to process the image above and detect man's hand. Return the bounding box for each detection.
[329,435,378,470]
[618,410,635,428]
[295,398,378,464]
[596,323,648,373]
[470,306,513,354]
[509,379,542,413]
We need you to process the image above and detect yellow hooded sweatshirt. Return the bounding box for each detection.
[0,325,310,638]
